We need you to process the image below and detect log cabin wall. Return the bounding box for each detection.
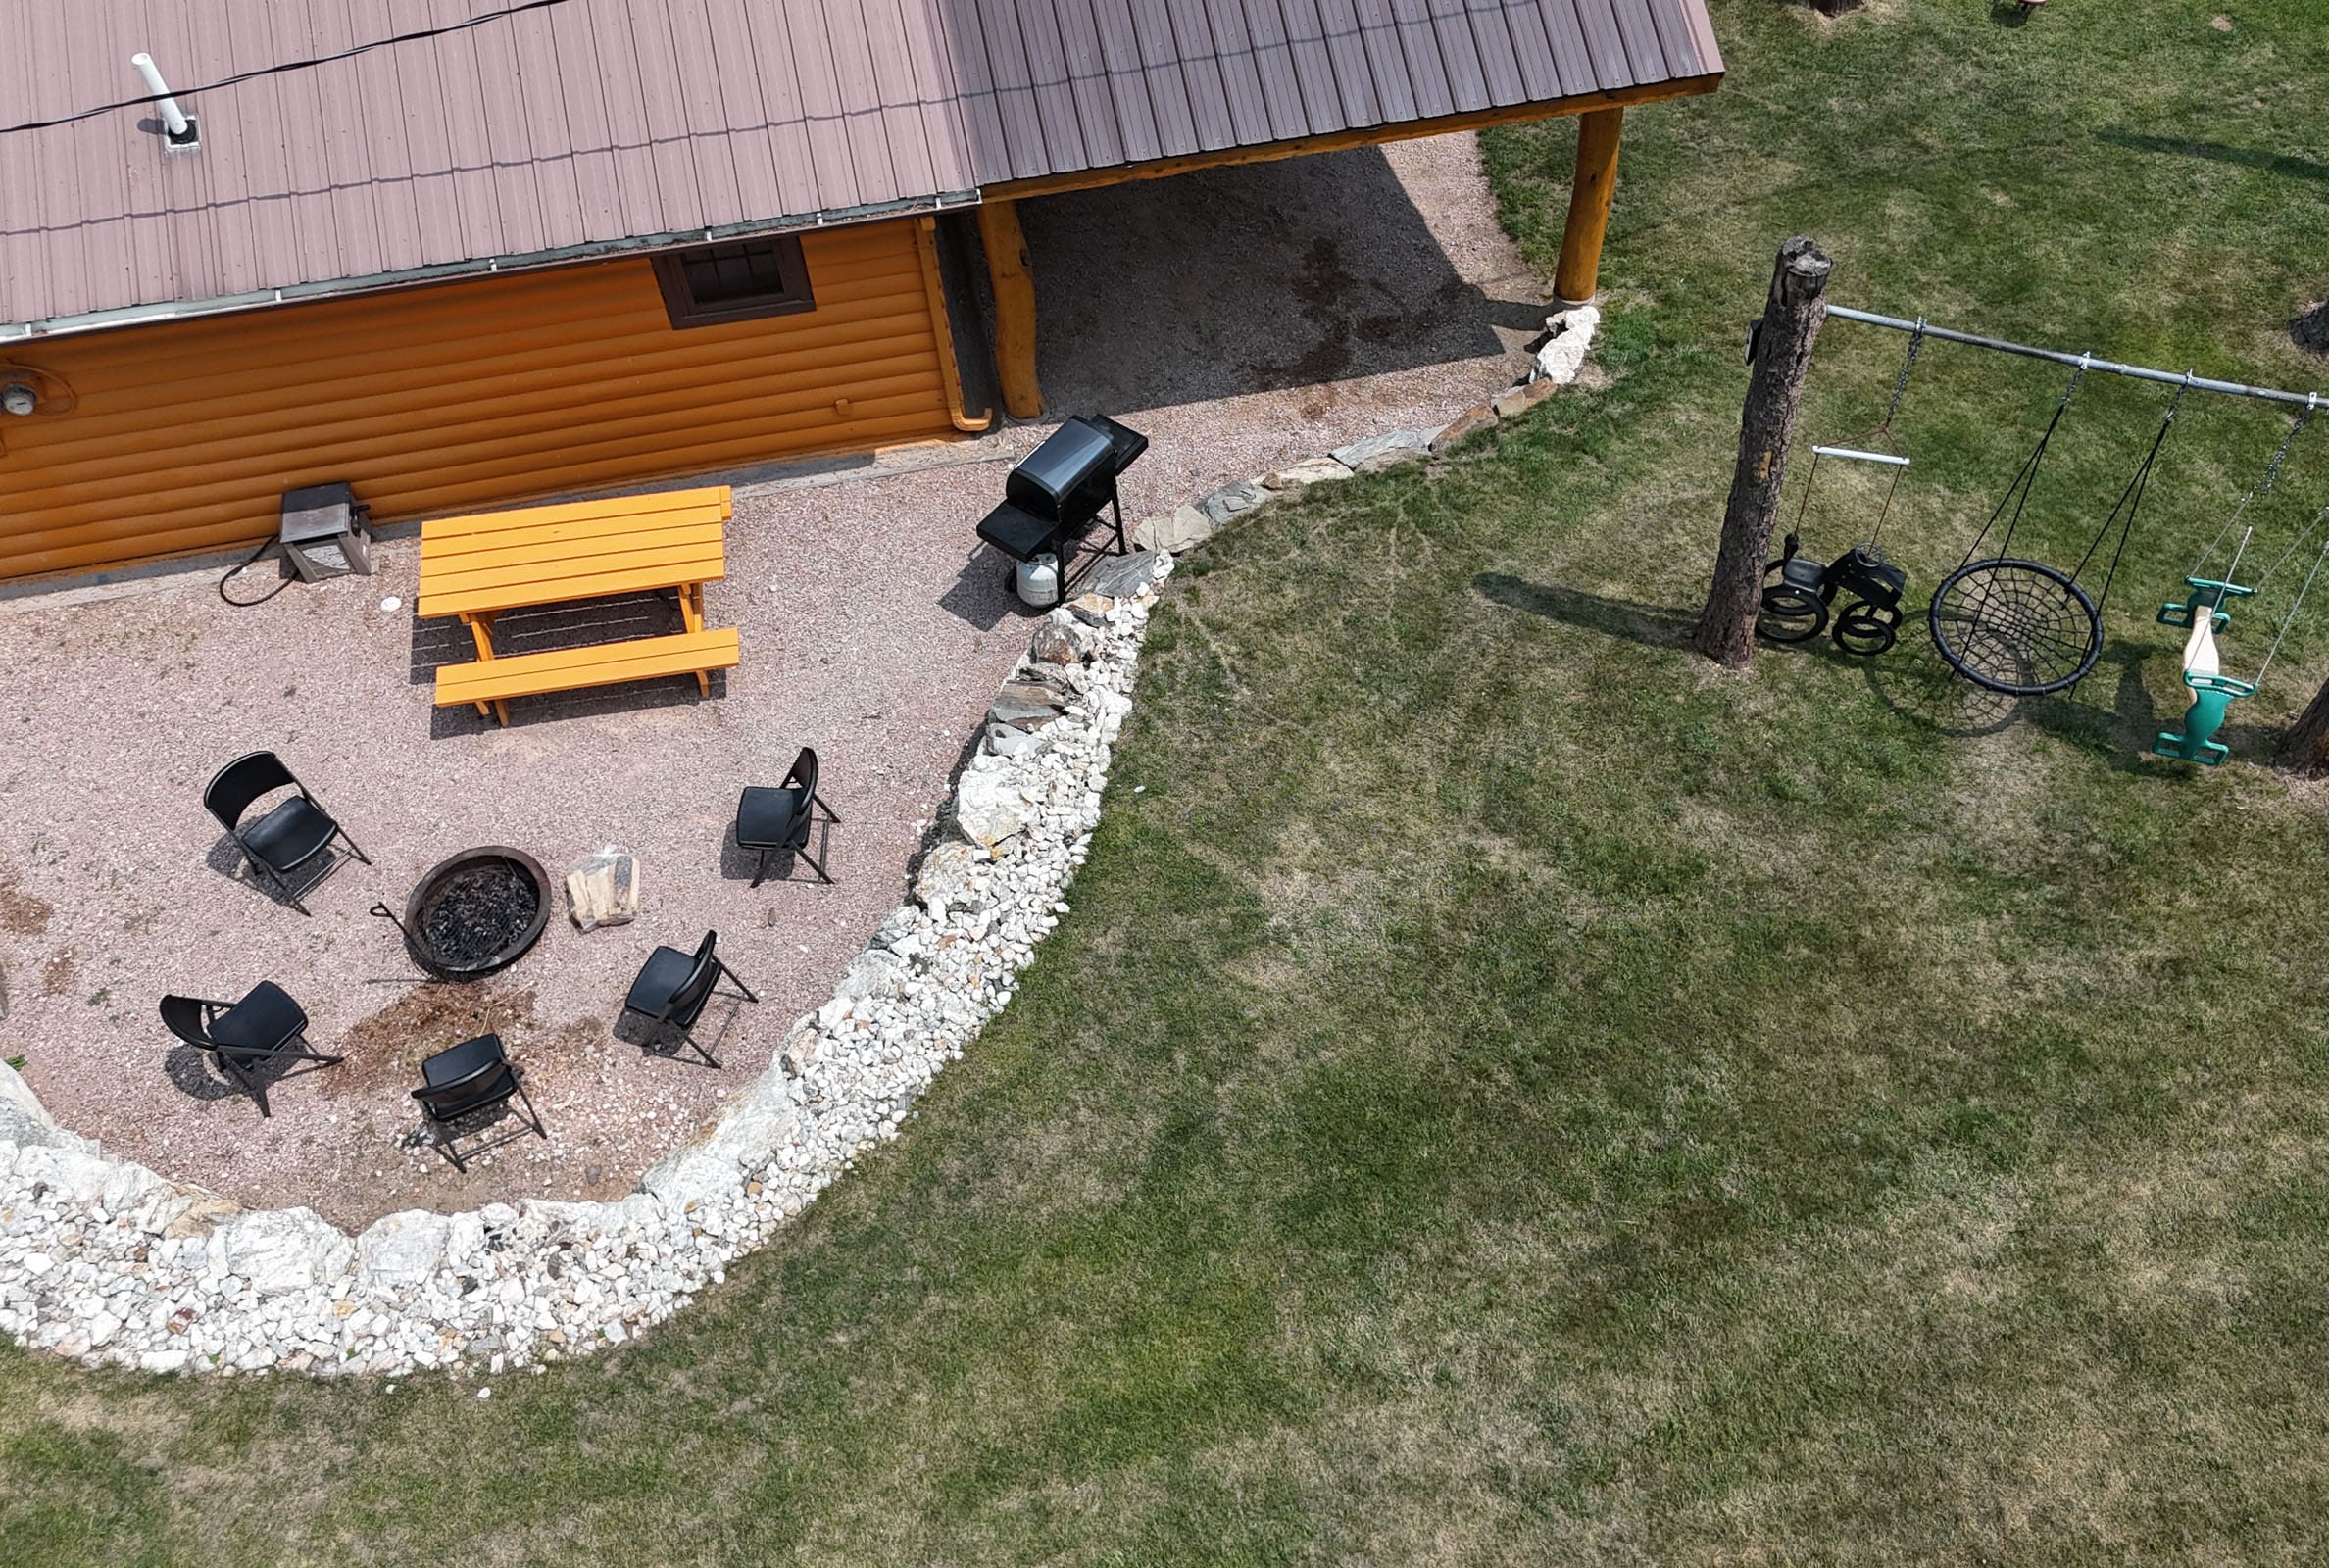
[0,217,957,583]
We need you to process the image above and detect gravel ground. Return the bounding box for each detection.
[0,131,1534,1230]
[1015,133,1543,513]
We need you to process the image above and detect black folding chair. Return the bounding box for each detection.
[203,751,370,915]
[158,983,339,1117]
[735,747,839,887]
[411,1033,547,1173]
[619,931,758,1067]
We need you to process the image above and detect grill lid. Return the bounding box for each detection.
[1006,417,1119,522]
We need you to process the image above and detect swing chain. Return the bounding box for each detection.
[2256,398,2308,493]
[1879,318,1925,432]
[2254,498,2329,592]
[2080,373,2192,613]
[2190,397,2315,580]
[2059,354,2092,409]
[2253,536,2329,690]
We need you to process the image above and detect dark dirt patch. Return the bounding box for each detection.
[325,983,539,1099]
[0,866,51,936]
[40,949,76,997]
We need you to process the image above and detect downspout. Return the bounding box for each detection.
[914,217,993,434]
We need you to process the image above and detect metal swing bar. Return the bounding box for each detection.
[1827,306,2328,411]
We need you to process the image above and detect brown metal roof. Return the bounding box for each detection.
[0,0,984,336]
[0,0,1719,337]
[938,0,1722,185]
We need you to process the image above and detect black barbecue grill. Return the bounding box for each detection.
[976,414,1148,606]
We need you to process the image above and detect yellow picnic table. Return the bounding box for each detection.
[416,486,741,726]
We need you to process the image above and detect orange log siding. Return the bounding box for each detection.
[0,218,959,582]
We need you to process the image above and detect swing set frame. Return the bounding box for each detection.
[1826,307,2324,411]
[1820,304,2327,705]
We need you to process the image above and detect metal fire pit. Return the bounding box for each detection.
[371,847,552,979]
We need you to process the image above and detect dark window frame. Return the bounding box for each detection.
[652,235,816,328]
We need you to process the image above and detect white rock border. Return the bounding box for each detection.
[0,305,1600,1381]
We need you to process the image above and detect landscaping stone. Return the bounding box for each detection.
[1028,611,1098,664]
[1086,551,1168,598]
[1493,378,1561,418]
[209,1208,354,1296]
[1199,479,1269,527]
[1261,456,1354,490]
[984,723,1043,759]
[836,949,910,1003]
[1131,505,1214,554]
[359,1211,452,1288]
[952,759,1030,849]
[0,1060,78,1152]
[989,692,1064,730]
[1430,401,1500,453]
[914,843,983,918]
[1531,304,1600,386]
[1331,429,1433,472]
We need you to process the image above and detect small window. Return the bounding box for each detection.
[653,236,815,327]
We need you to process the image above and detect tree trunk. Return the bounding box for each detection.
[2295,298,2329,354]
[1694,236,1834,666]
[2279,677,2329,773]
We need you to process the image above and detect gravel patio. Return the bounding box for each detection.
[0,132,1535,1231]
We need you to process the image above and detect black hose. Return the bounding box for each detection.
[218,535,294,607]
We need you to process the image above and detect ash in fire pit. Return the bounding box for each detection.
[421,862,540,968]
[372,848,553,979]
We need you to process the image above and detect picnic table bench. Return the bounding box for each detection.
[417,486,741,725]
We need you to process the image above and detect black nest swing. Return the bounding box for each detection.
[1928,362,2189,697]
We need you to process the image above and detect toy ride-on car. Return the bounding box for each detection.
[1758,533,1908,656]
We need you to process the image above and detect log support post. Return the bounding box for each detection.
[1554,108,1626,307]
[1694,236,1834,666]
[978,198,1044,419]
[2279,679,2329,773]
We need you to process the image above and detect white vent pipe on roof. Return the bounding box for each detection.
[129,53,193,141]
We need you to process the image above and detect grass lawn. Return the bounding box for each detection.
[10,1,2329,1561]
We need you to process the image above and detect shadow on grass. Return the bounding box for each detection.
[1472,572,1699,648]
[2098,130,2329,186]
[1861,635,2184,770]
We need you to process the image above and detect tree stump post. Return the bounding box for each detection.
[2279,678,2329,773]
[2294,298,2329,354]
[1695,236,1834,666]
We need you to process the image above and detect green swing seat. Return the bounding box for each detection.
[2155,596,2255,765]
